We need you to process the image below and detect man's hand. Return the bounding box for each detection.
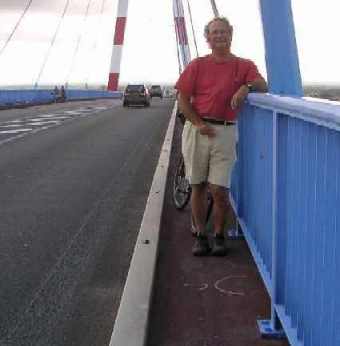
[197,123,216,137]
[177,92,215,137]
[230,85,249,110]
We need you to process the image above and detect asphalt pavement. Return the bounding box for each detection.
[0,98,173,346]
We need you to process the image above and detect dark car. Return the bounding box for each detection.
[150,85,163,99]
[123,84,151,107]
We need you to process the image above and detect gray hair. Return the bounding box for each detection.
[204,17,232,38]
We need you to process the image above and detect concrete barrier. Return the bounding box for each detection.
[108,104,177,346]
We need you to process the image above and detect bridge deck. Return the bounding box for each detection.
[146,120,289,346]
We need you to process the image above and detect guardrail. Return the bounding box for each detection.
[230,93,340,346]
[64,89,122,101]
[0,89,122,109]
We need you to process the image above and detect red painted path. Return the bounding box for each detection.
[146,119,289,346]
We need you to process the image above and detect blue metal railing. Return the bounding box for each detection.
[0,89,122,108]
[231,93,340,346]
[64,89,122,101]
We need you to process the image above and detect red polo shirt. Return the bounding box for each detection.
[175,55,263,121]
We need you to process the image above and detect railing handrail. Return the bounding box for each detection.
[248,93,340,130]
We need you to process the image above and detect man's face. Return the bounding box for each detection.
[207,20,232,50]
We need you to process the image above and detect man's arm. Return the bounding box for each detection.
[178,92,216,137]
[230,78,268,110]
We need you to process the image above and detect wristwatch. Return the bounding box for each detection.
[246,83,254,92]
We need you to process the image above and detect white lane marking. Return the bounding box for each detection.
[31,121,61,125]
[25,122,60,126]
[63,111,83,115]
[38,114,64,117]
[92,106,107,110]
[0,124,22,128]
[76,106,108,112]
[26,118,65,123]
[27,118,56,122]
[74,108,93,112]
[0,128,32,134]
[35,116,70,120]
[0,103,111,145]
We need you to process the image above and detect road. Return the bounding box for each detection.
[0,98,174,346]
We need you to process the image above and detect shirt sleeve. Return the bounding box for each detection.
[244,60,264,83]
[175,59,199,97]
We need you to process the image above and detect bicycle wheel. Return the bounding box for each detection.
[173,156,191,210]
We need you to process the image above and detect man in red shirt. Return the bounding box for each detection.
[176,17,267,256]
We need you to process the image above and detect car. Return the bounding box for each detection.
[123,84,151,107]
[150,85,163,99]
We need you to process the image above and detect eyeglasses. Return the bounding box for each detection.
[209,29,230,35]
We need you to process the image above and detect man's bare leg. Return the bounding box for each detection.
[208,184,230,256]
[191,183,211,256]
[209,184,228,234]
[191,183,208,235]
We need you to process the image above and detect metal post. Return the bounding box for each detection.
[257,111,285,339]
[259,0,303,96]
[173,0,191,70]
[107,0,129,91]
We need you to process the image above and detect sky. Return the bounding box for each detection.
[0,0,339,88]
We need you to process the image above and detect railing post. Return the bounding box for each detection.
[257,111,285,338]
[228,123,243,239]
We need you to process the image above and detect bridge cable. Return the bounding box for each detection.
[65,0,93,88]
[34,0,71,88]
[186,0,199,58]
[174,0,182,69]
[174,0,183,72]
[84,0,107,88]
[0,0,34,57]
[174,0,190,68]
[174,17,182,74]
[210,0,220,17]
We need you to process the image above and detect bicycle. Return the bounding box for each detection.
[172,154,191,210]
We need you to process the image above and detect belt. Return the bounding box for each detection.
[202,117,236,126]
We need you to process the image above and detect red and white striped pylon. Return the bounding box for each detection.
[107,0,129,91]
[173,0,191,71]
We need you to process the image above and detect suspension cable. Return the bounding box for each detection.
[0,0,34,57]
[186,0,199,58]
[210,0,219,17]
[174,20,182,74]
[174,0,183,71]
[34,0,71,88]
[65,0,93,87]
[174,0,190,68]
[84,0,107,88]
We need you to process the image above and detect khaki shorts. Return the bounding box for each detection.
[182,121,236,188]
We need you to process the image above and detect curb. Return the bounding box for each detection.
[109,103,178,346]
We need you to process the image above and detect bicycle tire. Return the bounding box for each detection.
[173,156,191,210]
